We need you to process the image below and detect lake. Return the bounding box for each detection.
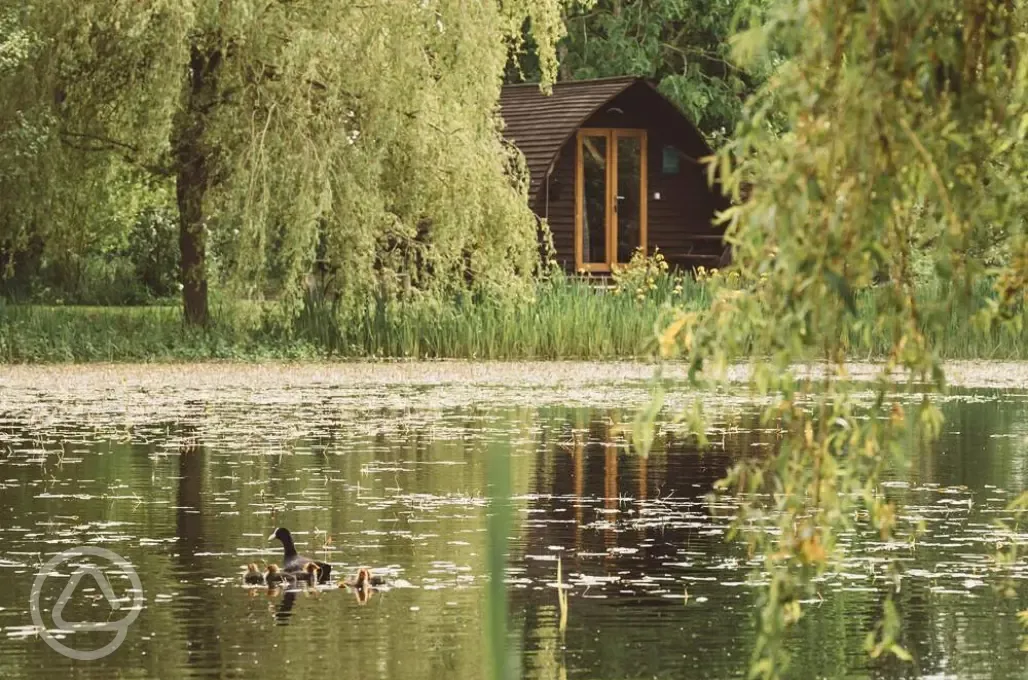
[1,363,1026,679]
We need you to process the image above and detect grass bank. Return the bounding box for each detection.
[0,275,707,363]
[2,275,1026,363]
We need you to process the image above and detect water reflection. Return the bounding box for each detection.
[0,381,1026,679]
[275,590,298,625]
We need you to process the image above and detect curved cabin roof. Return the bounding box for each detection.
[499,76,715,208]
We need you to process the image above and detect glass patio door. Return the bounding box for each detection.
[575,129,648,273]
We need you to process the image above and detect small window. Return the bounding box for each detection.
[661,146,680,175]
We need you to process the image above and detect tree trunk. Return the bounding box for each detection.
[177,151,208,326]
[173,43,221,327]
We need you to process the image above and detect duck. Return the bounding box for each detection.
[268,527,332,584]
[264,563,297,589]
[244,563,265,586]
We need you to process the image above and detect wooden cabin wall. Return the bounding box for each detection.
[529,83,730,274]
[538,140,577,272]
[647,152,727,270]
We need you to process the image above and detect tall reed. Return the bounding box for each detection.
[2,273,1026,363]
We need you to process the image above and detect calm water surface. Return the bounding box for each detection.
[1,369,1027,679]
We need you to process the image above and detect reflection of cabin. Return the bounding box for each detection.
[499,77,730,273]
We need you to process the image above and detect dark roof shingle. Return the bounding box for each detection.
[499,77,640,202]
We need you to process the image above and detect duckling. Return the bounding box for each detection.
[340,568,365,590]
[294,562,321,586]
[265,564,297,589]
[244,563,265,586]
[359,568,386,588]
[341,567,386,590]
[339,569,376,606]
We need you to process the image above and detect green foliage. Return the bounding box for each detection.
[611,247,680,300]
[551,0,780,139]
[126,205,180,299]
[0,0,582,319]
[650,1,1028,677]
[3,190,180,305]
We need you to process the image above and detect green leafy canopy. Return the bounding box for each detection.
[655,1,1028,677]
[0,0,582,313]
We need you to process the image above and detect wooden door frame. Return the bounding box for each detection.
[574,128,648,273]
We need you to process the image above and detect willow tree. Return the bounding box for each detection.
[0,1,574,324]
[653,1,1028,677]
